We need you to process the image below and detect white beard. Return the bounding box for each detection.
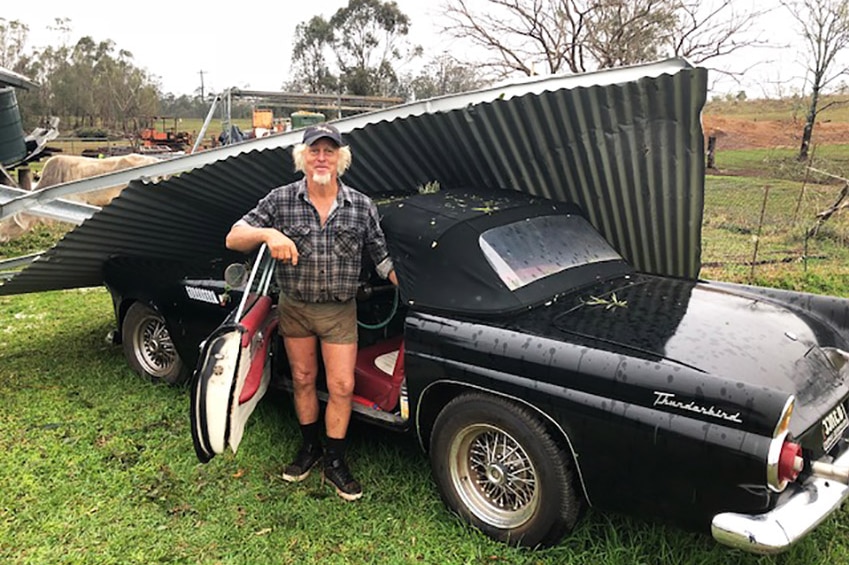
[312,172,332,185]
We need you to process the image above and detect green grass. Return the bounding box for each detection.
[3,287,849,564]
[0,222,70,260]
[709,144,849,182]
[697,101,849,294]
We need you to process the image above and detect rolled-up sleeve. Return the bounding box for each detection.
[375,256,394,279]
[364,200,394,279]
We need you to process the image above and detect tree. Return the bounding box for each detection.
[13,18,161,133]
[441,0,765,79]
[442,0,590,76]
[0,18,29,70]
[290,16,337,93]
[290,0,419,97]
[92,46,160,133]
[0,18,46,126]
[330,0,419,96]
[667,1,769,65]
[583,1,677,70]
[159,93,210,119]
[782,0,849,160]
[404,54,489,99]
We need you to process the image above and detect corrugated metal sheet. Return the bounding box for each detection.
[0,58,706,296]
[1,58,692,218]
[0,66,38,90]
[0,184,99,224]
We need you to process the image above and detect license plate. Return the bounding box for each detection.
[822,403,848,452]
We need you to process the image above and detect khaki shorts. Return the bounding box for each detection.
[278,294,358,344]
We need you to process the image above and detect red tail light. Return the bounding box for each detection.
[767,396,798,492]
[778,441,803,484]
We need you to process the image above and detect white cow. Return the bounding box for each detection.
[1,153,161,242]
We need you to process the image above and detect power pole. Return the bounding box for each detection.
[199,70,208,99]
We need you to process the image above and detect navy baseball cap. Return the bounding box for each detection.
[302,123,346,147]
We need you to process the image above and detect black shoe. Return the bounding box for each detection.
[282,444,323,482]
[323,458,363,501]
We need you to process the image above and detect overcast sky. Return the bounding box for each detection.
[3,0,821,100]
[4,1,447,96]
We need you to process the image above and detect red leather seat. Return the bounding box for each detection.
[353,335,405,411]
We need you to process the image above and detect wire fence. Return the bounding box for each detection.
[701,174,849,285]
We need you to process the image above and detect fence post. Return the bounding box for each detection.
[17,167,32,190]
[706,136,716,169]
[749,185,771,283]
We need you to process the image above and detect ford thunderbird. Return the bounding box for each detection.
[103,188,849,554]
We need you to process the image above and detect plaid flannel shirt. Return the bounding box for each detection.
[238,179,393,303]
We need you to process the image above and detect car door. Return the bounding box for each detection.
[191,244,278,463]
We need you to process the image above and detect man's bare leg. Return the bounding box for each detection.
[281,336,322,482]
[320,341,358,438]
[320,340,362,500]
[284,335,319,424]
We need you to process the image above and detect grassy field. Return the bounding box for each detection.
[43,118,256,164]
[700,171,849,295]
[3,288,849,565]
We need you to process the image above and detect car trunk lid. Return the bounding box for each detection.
[542,276,849,435]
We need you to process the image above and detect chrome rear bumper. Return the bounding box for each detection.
[711,447,849,554]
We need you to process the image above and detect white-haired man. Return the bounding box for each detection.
[226,124,397,501]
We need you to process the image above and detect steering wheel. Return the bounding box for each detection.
[357,284,400,330]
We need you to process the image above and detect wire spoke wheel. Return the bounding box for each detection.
[122,302,186,384]
[449,423,539,529]
[431,393,582,547]
[135,313,178,377]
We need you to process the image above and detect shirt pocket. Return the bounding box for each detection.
[283,225,313,257]
[333,226,362,258]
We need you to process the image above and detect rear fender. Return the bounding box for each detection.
[416,379,592,506]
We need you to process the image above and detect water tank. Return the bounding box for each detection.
[290,111,326,129]
[0,87,27,167]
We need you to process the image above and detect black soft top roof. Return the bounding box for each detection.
[378,188,631,316]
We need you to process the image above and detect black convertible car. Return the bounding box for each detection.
[103,188,849,554]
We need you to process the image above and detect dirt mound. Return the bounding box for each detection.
[702,115,849,151]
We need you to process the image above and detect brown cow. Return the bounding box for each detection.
[0,153,161,243]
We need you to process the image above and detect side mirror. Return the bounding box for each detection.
[224,263,248,288]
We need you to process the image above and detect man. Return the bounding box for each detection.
[225,124,397,501]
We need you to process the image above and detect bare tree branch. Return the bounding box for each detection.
[441,0,770,80]
[669,0,773,64]
[442,0,591,78]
